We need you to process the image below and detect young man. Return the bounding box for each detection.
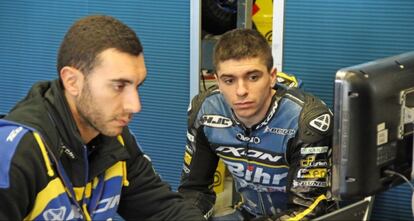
[179,28,335,220]
[0,15,204,220]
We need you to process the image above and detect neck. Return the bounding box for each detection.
[239,89,276,128]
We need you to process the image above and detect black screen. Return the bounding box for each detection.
[332,51,414,200]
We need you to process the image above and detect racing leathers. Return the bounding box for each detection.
[179,85,334,220]
[0,79,204,221]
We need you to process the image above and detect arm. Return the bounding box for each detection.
[178,91,220,219]
[0,133,47,220]
[280,94,336,220]
[117,132,205,221]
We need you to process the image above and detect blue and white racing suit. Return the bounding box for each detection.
[179,85,334,220]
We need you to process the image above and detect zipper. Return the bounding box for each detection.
[243,127,267,216]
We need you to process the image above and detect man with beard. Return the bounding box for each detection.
[0,15,204,221]
[179,28,336,220]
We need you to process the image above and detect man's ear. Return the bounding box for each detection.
[60,66,83,96]
[270,68,277,87]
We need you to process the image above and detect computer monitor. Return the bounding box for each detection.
[332,51,414,200]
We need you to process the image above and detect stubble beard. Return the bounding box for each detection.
[76,82,120,137]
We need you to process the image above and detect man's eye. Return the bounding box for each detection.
[249,75,259,81]
[223,79,234,84]
[114,83,126,91]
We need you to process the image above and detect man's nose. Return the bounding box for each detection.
[124,90,141,113]
[236,80,248,97]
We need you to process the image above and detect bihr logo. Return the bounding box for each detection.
[201,115,232,128]
[224,160,288,186]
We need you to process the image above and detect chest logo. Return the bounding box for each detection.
[201,115,232,128]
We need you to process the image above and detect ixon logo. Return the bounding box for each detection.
[216,146,282,163]
[201,115,232,128]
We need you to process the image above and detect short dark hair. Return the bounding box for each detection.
[57,15,143,76]
[213,28,273,72]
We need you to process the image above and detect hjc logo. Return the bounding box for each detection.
[201,115,232,128]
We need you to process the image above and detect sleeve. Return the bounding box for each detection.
[0,133,47,220]
[177,92,220,219]
[117,131,205,221]
[278,94,337,220]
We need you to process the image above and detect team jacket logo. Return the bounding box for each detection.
[201,115,232,128]
[43,207,66,220]
[309,114,330,132]
[236,133,261,144]
[300,146,328,155]
[6,126,23,142]
[216,146,283,164]
[95,195,120,214]
[300,155,328,167]
[264,126,296,136]
[224,160,287,186]
[297,168,327,179]
[293,180,327,187]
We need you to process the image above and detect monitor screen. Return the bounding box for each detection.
[332,51,414,200]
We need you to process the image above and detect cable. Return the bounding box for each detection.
[384,169,414,191]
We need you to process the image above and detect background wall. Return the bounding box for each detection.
[0,0,189,188]
[282,0,414,220]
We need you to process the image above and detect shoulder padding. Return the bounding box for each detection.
[298,93,333,143]
[188,85,220,127]
[0,120,31,188]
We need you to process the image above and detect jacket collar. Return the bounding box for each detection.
[6,79,130,183]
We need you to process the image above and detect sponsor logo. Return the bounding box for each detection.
[300,146,328,155]
[185,145,193,154]
[43,206,66,220]
[61,144,75,159]
[297,168,327,179]
[184,151,192,165]
[183,164,190,173]
[293,180,328,187]
[216,146,282,163]
[309,114,330,132]
[235,176,287,192]
[66,205,83,220]
[201,115,232,128]
[236,133,261,144]
[264,126,296,136]
[300,156,328,167]
[95,195,120,214]
[6,126,23,142]
[224,160,288,186]
[187,131,194,142]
